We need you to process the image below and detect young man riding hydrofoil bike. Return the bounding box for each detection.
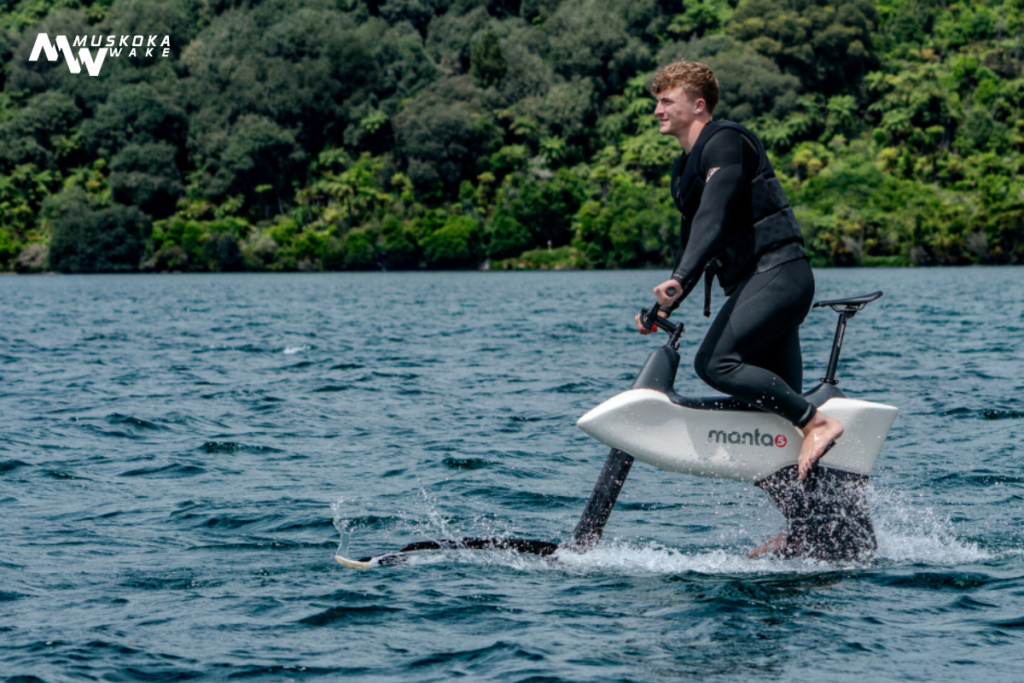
[637,61,844,557]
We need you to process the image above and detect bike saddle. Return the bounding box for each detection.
[813,291,883,311]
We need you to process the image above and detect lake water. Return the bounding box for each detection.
[1,268,1022,682]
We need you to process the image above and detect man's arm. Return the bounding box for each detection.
[669,129,754,300]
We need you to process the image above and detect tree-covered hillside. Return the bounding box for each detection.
[0,0,1021,272]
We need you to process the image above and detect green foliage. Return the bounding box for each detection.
[544,0,652,96]
[149,216,248,271]
[493,244,588,269]
[729,0,879,94]
[82,84,186,159]
[485,202,531,260]
[496,168,589,248]
[381,215,419,269]
[2,0,1024,272]
[0,227,20,268]
[788,143,988,266]
[342,227,378,270]
[421,214,481,268]
[668,0,734,40]
[208,115,305,214]
[571,174,678,268]
[47,188,151,272]
[0,162,59,239]
[517,76,596,142]
[394,79,495,196]
[6,9,91,94]
[109,142,183,218]
[303,151,389,230]
[471,27,506,88]
[0,91,81,170]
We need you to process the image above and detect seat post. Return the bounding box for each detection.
[813,291,882,386]
[822,309,855,385]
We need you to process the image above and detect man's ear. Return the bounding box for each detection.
[694,97,706,114]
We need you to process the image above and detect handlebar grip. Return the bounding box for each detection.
[667,287,677,298]
[641,304,661,330]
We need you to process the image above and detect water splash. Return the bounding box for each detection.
[549,541,842,575]
[330,496,351,558]
[869,486,992,564]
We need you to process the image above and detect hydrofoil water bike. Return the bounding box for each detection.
[335,291,896,567]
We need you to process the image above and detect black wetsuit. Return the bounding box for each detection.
[670,126,816,427]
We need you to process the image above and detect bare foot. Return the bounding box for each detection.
[798,411,844,480]
[746,531,787,558]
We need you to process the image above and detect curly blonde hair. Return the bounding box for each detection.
[649,60,719,114]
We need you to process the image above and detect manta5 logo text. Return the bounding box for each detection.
[29,33,172,76]
[708,429,788,448]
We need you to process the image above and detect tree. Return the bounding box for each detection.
[516,76,597,144]
[82,84,186,159]
[498,169,590,248]
[729,0,879,95]
[207,115,305,216]
[471,27,506,88]
[180,6,382,158]
[0,91,81,171]
[499,40,554,104]
[571,174,677,268]
[421,214,481,268]
[485,204,532,259]
[667,0,734,40]
[201,229,244,272]
[544,0,652,97]
[377,0,443,38]
[864,61,956,151]
[109,142,184,218]
[394,82,487,196]
[0,30,12,92]
[0,228,20,270]
[47,189,151,272]
[380,216,420,269]
[0,163,58,238]
[342,227,379,270]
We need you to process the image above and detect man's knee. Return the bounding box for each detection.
[696,352,740,392]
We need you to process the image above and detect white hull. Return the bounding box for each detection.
[577,389,898,482]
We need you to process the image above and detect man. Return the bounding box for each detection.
[635,60,844,556]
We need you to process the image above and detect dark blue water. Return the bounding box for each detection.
[2,268,1022,682]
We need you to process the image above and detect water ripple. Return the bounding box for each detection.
[2,269,1023,682]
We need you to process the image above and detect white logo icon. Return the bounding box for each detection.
[28,33,172,76]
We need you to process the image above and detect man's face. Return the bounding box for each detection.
[654,86,705,138]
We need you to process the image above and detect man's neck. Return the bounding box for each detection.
[678,116,712,154]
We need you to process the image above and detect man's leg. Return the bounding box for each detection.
[695,258,842,476]
[694,258,815,425]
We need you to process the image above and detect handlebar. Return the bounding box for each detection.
[640,302,685,349]
[638,283,685,347]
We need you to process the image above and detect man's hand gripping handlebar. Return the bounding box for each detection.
[638,287,685,349]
